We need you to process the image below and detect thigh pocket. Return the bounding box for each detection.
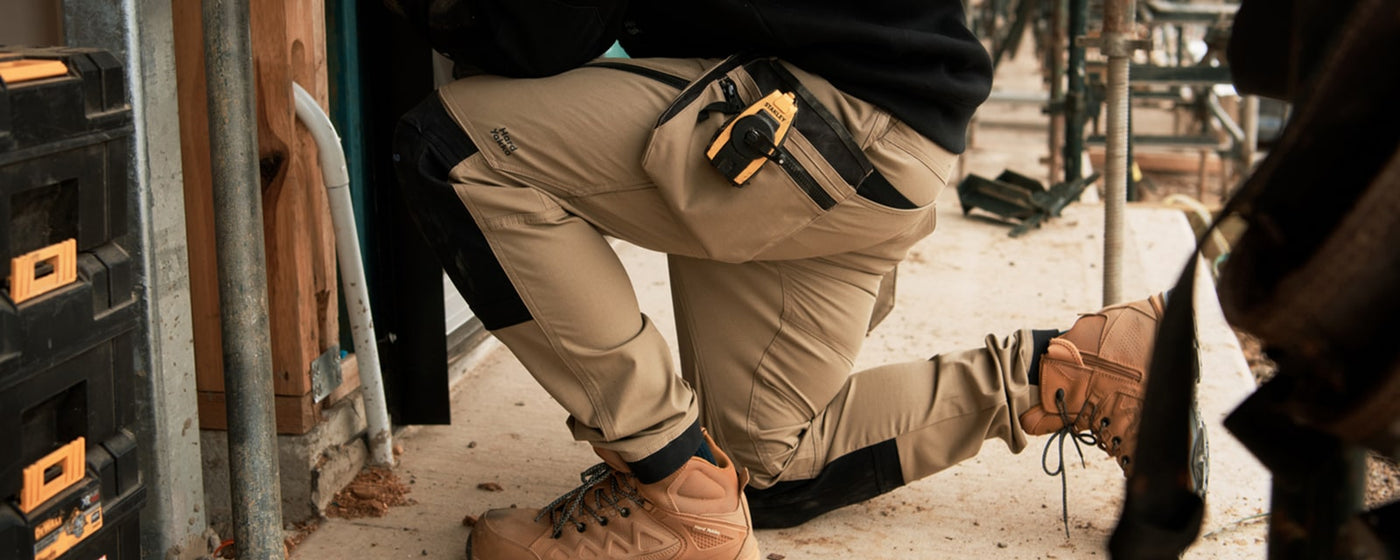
[640,57,883,263]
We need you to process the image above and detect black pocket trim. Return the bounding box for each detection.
[585,61,689,90]
[748,60,918,210]
[855,170,917,210]
[654,55,751,128]
[748,60,869,187]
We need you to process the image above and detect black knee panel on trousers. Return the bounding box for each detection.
[393,96,533,330]
[743,439,905,529]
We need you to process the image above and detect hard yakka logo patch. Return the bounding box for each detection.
[490,127,519,156]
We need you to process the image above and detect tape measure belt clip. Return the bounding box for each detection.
[705,89,800,186]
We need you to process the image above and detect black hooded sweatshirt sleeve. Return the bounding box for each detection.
[619,1,993,154]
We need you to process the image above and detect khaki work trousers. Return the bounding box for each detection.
[432,57,1039,489]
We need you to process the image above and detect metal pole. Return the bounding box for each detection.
[1101,0,1137,306]
[1242,95,1260,174]
[202,0,286,557]
[1064,0,1089,183]
[1048,0,1068,185]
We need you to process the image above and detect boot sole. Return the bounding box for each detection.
[466,530,764,559]
[1188,397,1210,497]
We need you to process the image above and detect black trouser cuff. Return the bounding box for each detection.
[1028,329,1061,386]
[744,439,905,529]
[628,421,705,485]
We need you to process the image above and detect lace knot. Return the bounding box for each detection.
[1039,390,1106,538]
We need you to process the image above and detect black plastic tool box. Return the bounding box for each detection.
[0,47,145,560]
[1,47,136,368]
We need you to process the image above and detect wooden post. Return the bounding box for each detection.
[174,0,337,434]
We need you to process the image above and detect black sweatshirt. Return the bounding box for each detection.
[618,1,993,153]
[397,0,992,153]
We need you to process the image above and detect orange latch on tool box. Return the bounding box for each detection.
[8,239,78,304]
[0,59,68,84]
[20,437,86,514]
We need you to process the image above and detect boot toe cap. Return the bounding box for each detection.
[467,508,546,559]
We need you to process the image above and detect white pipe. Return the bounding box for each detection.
[292,82,395,467]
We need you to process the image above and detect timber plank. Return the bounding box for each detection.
[172,0,337,403]
[197,391,321,435]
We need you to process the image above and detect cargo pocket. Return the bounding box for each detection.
[637,57,884,263]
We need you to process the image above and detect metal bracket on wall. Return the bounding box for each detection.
[311,345,344,403]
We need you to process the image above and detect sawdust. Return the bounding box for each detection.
[1233,329,1278,386]
[1366,455,1400,510]
[284,520,321,555]
[325,467,417,519]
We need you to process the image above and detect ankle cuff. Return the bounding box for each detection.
[628,421,706,484]
[1028,329,1061,386]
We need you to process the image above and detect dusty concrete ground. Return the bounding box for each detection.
[293,43,1272,559]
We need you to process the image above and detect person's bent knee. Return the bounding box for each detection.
[391,95,533,331]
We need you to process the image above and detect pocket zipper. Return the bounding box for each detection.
[584,61,689,89]
[776,146,837,210]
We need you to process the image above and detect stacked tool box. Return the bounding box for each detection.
[0,47,145,560]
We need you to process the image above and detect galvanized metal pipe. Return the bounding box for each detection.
[1064,0,1090,183]
[1242,95,1260,173]
[1048,0,1069,184]
[1206,93,1246,146]
[1101,0,1137,306]
[201,0,286,557]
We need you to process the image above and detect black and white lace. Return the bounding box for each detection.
[1040,388,1119,538]
[535,463,647,539]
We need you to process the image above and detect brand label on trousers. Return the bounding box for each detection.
[491,127,519,156]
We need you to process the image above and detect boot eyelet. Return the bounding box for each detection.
[1100,417,1111,428]
[1112,436,1121,448]
[619,508,630,518]
[551,530,562,539]
[1055,388,1066,400]
[576,522,587,533]
[599,517,608,526]
[1122,456,1131,465]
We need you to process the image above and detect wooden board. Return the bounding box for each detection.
[197,391,321,435]
[250,0,339,397]
[172,0,338,400]
[323,353,363,409]
[1089,146,1224,175]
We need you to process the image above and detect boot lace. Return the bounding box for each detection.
[535,463,647,539]
[1040,388,1113,538]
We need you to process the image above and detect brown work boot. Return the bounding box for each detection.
[465,431,760,560]
[1020,293,1167,476]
